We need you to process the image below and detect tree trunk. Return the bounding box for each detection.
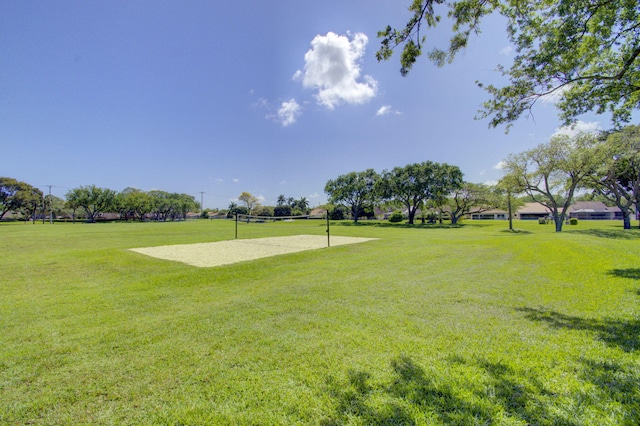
[407,208,416,225]
[553,211,564,232]
[507,193,513,231]
[623,213,631,230]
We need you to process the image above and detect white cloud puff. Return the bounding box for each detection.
[493,160,506,170]
[296,32,377,109]
[499,46,513,56]
[553,120,601,137]
[277,99,302,127]
[376,105,401,116]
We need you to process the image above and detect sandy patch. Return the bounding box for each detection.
[129,235,378,268]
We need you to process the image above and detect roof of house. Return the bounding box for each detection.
[517,202,552,214]
[309,208,327,216]
[567,201,621,213]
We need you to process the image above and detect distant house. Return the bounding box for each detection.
[309,208,328,218]
[516,202,553,220]
[207,211,227,219]
[567,201,623,220]
[469,208,508,220]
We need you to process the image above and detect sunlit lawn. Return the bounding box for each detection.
[1,218,639,425]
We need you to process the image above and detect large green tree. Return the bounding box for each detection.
[447,182,501,225]
[65,185,116,223]
[116,188,154,221]
[238,192,260,215]
[380,162,463,225]
[324,169,380,223]
[587,125,640,229]
[378,1,640,129]
[0,177,43,220]
[502,132,599,232]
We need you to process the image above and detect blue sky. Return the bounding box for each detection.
[1,1,609,209]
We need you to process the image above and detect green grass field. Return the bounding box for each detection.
[1,219,639,425]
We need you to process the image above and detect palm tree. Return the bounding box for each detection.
[297,197,310,214]
[277,194,286,206]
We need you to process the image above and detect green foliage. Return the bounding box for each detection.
[1,220,639,424]
[388,211,404,222]
[254,205,274,217]
[586,125,640,230]
[325,169,380,223]
[379,1,640,129]
[379,161,463,224]
[502,131,600,232]
[274,205,292,217]
[0,177,43,221]
[65,185,116,222]
[448,182,501,225]
[570,218,579,225]
[538,217,548,224]
[329,205,348,220]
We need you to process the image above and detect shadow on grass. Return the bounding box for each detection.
[517,307,639,352]
[609,268,640,280]
[499,229,532,235]
[320,355,581,425]
[565,228,640,240]
[334,221,462,229]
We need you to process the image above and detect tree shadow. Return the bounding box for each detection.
[517,307,640,352]
[334,221,463,229]
[580,358,640,411]
[565,228,640,240]
[320,355,579,425]
[499,229,532,235]
[608,268,640,280]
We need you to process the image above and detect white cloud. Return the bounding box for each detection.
[499,46,513,56]
[308,192,319,199]
[232,178,239,183]
[493,161,506,170]
[296,31,377,109]
[376,105,401,116]
[277,99,302,127]
[553,120,601,137]
[540,81,571,105]
[279,180,287,185]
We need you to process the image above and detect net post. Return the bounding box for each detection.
[235,213,238,239]
[326,212,330,247]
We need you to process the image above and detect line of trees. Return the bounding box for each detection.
[324,125,640,231]
[325,161,470,225]
[227,192,312,217]
[502,125,640,232]
[0,181,199,223]
[0,177,43,223]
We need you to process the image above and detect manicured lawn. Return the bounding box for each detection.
[1,219,639,425]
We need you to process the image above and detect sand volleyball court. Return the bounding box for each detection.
[129,234,378,267]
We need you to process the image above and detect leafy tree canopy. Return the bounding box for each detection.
[380,161,463,224]
[0,177,43,220]
[501,131,600,231]
[378,0,640,129]
[324,169,380,223]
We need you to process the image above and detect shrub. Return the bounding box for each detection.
[538,218,547,224]
[569,218,578,225]
[388,211,404,223]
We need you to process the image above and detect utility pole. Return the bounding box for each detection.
[198,191,205,215]
[47,185,53,224]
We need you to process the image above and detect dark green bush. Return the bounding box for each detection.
[538,218,547,224]
[388,211,404,223]
[570,218,578,225]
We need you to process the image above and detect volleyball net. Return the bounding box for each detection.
[234,212,331,246]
